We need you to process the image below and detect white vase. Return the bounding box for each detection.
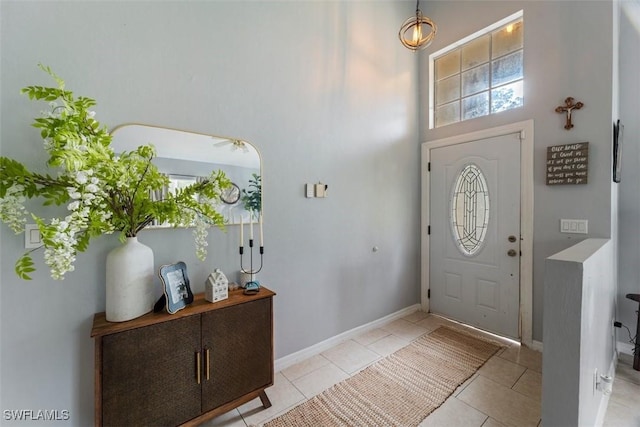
[105,237,155,322]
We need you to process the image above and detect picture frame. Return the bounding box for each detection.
[158,261,194,314]
[613,119,624,183]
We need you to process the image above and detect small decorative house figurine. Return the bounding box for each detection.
[205,269,229,303]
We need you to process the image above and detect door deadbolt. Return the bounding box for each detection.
[508,235,517,242]
[507,249,518,257]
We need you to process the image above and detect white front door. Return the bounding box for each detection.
[429,132,521,339]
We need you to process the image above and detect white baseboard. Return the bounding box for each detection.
[274,304,421,373]
[617,340,635,357]
[530,340,543,352]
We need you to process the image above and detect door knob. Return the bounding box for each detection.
[508,235,517,242]
[507,249,518,257]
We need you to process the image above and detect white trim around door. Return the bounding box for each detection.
[421,120,534,348]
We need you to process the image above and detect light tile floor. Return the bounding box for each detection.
[202,312,638,427]
[603,353,640,426]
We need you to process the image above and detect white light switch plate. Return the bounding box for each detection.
[560,219,588,234]
[25,224,42,248]
[305,184,315,198]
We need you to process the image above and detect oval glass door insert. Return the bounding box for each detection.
[450,163,490,255]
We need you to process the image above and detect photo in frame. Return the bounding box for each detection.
[613,119,624,183]
[158,261,194,314]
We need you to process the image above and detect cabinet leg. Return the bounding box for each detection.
[258,390,272,409]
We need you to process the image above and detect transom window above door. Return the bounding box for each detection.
[429,11,524,128]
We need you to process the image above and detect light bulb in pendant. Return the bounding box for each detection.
[413,24,422,45]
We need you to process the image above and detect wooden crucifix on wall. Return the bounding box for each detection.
[555,97,584,130]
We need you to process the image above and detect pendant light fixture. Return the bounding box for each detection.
[399,0,437,51]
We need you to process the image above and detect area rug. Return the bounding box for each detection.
[264,326,503,427]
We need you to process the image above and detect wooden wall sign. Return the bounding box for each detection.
[546,142,589,185]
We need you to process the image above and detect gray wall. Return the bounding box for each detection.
[0,1,418,424]
[419,1,615,342]
[618,1,640,350]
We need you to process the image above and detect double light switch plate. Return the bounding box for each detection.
[305,183,328,198]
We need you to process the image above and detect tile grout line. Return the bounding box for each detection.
[455,373,480,396]
[280,353,332,383]
[510,367,529,390]
[253,397,307,427]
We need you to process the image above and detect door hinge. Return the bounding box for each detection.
[428,225,431,235]
[428,289,431,299]
[428,162,431,172]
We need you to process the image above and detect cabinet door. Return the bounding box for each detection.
[201,298,273,412]
[101,316,201,426]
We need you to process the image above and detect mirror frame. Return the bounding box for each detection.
[109,123,263,227]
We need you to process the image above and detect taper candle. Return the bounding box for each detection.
[240,216,243,246]
[259,213,264,246]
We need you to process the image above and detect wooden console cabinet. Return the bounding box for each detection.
[91,287,275,426]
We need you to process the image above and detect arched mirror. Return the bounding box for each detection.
[110,124,262,226]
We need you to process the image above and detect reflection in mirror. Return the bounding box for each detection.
[110,124,261,226]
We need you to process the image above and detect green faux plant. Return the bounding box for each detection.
[0,65,231,280]
[241,173,261,217]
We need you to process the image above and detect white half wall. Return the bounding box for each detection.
[542,238,617,427]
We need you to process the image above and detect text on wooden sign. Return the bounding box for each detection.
[546,142,589,185]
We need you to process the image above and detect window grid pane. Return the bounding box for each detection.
[491,80,524,113]
[436,101,461,127]
[492,20,523,58]
[461,35,490,71]
[462,64,490,97]
[435,50,461,81]
[491,50,523,87]
[436,74,461,106]
[462,92,490,120]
